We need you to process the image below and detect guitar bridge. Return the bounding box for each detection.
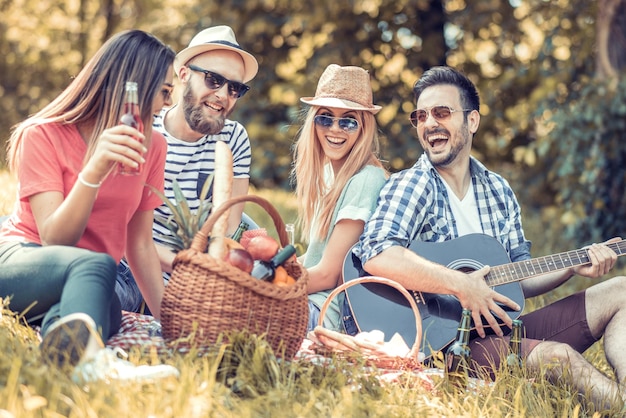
[412,290,426,305]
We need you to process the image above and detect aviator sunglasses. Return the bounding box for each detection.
[313,115,360,133]
[187,64,250,99]
[409,105,473,127]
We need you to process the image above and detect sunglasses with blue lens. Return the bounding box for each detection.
[187,64,250,99]
[313,115,359,133]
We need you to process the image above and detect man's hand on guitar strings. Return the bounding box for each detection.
[576,238,620,279]
[458,265,521,338]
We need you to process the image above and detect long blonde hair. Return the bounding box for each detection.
[6,30,175,172]
[291,107,387,242]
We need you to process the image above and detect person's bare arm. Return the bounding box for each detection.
[125,210,165,319]
[226,177,249,235]
[155,243,176,274]
[521,238,621,298]
[307,219,364,294]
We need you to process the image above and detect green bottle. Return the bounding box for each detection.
[231,221,249,242]
[250,245,296,281]
[506,319,524,371]
[445,308,472,390]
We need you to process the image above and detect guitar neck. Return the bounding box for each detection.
[486,240,626,287]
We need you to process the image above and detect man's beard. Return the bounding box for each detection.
[426,121,470,168]
[181,84,230,136]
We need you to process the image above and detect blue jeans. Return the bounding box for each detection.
[115,262,150,314]
[307,296,358,336]
[0,241,121,338]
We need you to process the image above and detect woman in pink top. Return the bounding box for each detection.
[0,30,179,382]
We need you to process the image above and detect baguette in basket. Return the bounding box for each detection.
[207,140,233,260]
[160,195,309,359]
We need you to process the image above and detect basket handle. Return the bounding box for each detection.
[190,194,289,253]
[318,276,422,358]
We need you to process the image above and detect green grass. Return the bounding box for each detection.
[0,170,624,417]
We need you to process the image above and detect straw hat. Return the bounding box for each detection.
[300,64,381,114]
[174,26,258,83]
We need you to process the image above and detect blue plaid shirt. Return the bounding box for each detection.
[357,154,531,265]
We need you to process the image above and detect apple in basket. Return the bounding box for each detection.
[246,235,280,262]
[224,248,254,273]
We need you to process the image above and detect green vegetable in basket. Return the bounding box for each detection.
[149,175,214,252]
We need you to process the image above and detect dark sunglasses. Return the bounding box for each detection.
[187,64,250,99]
[313,115,359,133]
[409,105,472,127]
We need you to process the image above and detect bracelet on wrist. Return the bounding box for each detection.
[77,172,101,189]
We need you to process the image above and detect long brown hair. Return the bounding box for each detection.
[7,30,175,172]
[291,107,387,242]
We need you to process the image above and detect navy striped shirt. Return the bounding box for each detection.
[120,107,251,282]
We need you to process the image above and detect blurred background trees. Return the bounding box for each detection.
[0,0,624,246]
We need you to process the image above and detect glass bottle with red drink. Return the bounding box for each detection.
[118,81,144,175]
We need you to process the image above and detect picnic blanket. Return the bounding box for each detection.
[106,311,169,353]
[105,312,444,390]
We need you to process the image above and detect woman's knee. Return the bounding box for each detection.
[67,251,118,293]
[73,251,116,274]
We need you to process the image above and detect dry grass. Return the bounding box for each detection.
[0,170,624,417]
[0,303,619,417]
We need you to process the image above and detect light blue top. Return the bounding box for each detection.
[306,164,387,331]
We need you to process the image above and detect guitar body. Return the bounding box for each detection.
[342,234,526,360]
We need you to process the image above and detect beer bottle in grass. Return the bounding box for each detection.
[445,308,472,390]
[506,319,524,372]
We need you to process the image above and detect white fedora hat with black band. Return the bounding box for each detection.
[174,26,259,83]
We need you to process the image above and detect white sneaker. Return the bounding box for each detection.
[40,312,104,370]
[72,347,180,384]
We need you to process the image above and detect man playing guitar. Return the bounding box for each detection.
[354,66,626,410]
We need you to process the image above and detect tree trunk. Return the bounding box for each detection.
[596,0,624,79]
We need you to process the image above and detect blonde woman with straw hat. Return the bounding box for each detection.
[291,64,388,334]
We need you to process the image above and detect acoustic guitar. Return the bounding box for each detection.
[342,233,626,360]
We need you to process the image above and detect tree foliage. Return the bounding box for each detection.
[531,77,626,243]
[1,0,625,245]
[523,0,626,243]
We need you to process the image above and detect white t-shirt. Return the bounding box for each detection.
[441,179,482,236]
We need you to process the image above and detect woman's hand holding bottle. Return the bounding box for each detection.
[80,124,146,186]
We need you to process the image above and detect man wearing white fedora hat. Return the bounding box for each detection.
[115,26,259,313]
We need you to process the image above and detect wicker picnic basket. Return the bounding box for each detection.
[160,194,309,359]
[313,276,423,370]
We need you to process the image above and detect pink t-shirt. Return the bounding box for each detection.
[0,122,166,263]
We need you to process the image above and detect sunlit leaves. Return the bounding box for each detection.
[526,77,626,244]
